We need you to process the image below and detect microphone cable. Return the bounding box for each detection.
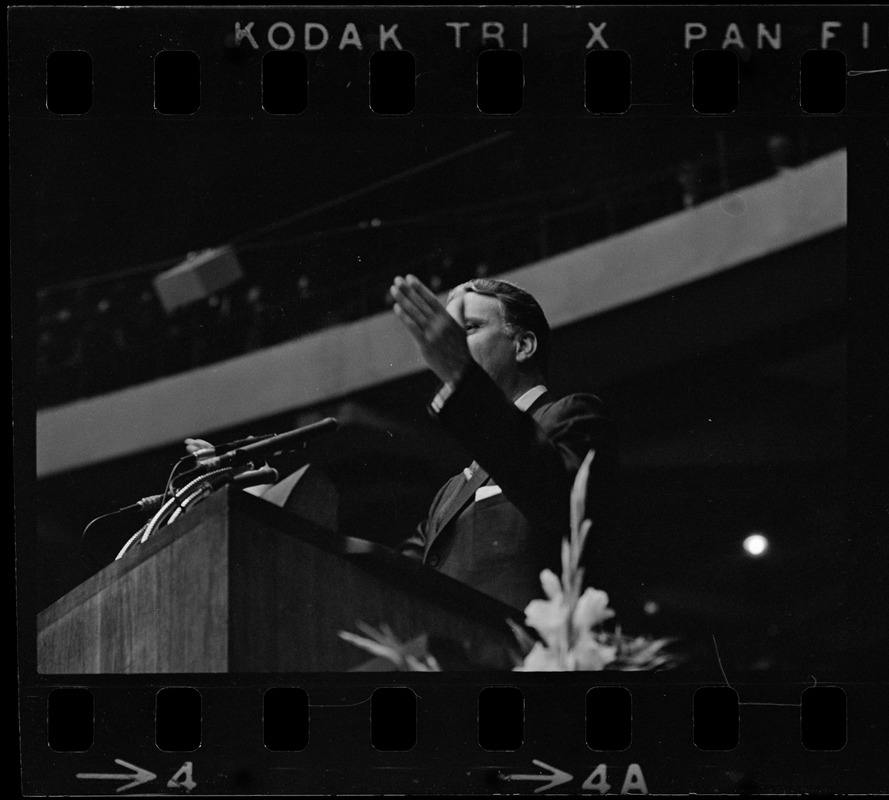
[137,467,234,550]
[80,494,166,567]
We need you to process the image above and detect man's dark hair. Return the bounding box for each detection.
[448,278,551,377]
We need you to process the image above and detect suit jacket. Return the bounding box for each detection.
[397,361,617,611]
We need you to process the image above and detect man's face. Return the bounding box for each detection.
[446,290,518,392]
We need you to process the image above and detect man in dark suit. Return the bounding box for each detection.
[389,274,616,611]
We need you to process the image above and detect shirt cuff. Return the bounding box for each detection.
[429,381,457,415]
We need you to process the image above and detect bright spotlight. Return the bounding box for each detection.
[743,533,769,557]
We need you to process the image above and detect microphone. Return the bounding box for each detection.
[114,464,282,515]
[185,432,278,464]
[199,417,338,471]
[116,494,165,513]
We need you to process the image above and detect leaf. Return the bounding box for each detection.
[570,450,596,541]
[403,652,444,672]
[610,636,681,671]
[506,618,538,656]
[340,623,445,671]
[379,622,398,641]
[338,631,404,664]
[572,566,586,599]
[560,537,571,590]
[354,620,405,651]
[354,619,387,640]
[577,519,592,564]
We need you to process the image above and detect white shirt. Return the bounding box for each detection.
[514,384,548,412]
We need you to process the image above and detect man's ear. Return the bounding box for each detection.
[514,329,538,364]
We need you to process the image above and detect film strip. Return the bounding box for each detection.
[13,5,887,796]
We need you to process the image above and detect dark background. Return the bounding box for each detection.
[11,7,887,681]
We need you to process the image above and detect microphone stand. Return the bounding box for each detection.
[113,418,336,561]
[115,464,278,561]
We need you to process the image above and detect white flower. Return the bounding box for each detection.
[540,567,563,600]
[572,587,615,631]
[570,631,618,671]
[524,568,571,647]
[508,448,679,672]
[524,598,569,648]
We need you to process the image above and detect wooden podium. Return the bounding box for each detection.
[37,487,528,673]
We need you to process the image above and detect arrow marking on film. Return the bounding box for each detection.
[506,759,573,793]
[76,759,156,792]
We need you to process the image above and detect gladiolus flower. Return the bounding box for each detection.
[572,587,615,631]
[571,632,618,671]
[515,642,564,671]
[539,568,563,600]
[524,598,569,648]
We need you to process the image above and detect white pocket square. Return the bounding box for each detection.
[475,485,503,502]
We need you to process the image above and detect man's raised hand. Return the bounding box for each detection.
[390,274,471,386]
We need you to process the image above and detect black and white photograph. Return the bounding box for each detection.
[13,5,886,796]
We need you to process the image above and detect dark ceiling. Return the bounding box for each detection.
[20,113,842,294]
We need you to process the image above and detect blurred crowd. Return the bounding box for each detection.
[35,132,823,408]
